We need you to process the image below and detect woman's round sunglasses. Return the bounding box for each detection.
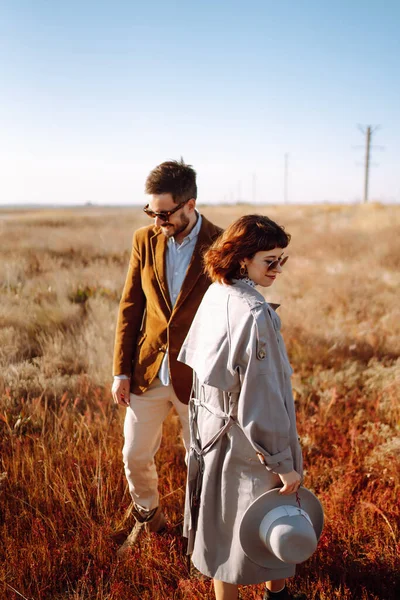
[143,198,191,222]
[265,255,289,271]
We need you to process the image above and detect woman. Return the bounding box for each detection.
[178,215,305,600]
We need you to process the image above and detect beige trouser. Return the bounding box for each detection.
[122,377,190,512]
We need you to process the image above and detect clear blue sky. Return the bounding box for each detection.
[1,0,399,205]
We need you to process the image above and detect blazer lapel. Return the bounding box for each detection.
[173,219,212,314]
[150,230,172,312]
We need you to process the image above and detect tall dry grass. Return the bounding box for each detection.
[0,203,399,600]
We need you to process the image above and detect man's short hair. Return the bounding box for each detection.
[145,159,197,204]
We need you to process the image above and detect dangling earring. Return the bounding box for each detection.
[240,264,247,277]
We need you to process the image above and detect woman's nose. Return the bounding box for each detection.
[272,263,283,274]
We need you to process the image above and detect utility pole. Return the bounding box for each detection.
[363,126,371,204]
[252,172,257,204]
[358,125,380,203]
[284,153,289,204]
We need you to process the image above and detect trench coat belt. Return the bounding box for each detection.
[186,397,235,554]
[191,397,234,421]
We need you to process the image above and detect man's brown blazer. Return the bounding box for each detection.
[113,215,222,404]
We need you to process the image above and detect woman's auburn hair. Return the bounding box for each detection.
[204,214,291,284]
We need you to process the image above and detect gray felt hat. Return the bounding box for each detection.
[239,487,324,568]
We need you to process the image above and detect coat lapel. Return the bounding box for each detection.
[150,230,172,312]
[269,303,281,311]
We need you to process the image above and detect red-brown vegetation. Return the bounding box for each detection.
[0,204,399,599]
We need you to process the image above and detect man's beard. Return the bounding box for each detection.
[160,213,190,239]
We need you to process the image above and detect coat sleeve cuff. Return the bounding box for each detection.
[256,446,294,474]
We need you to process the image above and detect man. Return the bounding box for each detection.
[112,159,222,554]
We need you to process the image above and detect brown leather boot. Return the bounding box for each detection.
[117,506,166,556]
[145,506,166,533]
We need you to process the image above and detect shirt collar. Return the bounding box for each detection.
[169,210,202,246]
[240,276,257,288]
[232,277,257,288]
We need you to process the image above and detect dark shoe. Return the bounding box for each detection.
[117,506,166,556]
[264,588,307,600]
[110,525,131,546]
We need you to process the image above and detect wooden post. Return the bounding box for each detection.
[363,126,371,203]
[284,153,289,204]
[252,172,257,204]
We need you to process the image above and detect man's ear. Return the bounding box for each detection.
[188,198,196,211]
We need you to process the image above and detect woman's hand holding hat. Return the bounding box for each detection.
[278,470,302,495]
[239,486,324,568]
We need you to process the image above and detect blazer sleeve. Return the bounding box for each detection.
[231,307,294,475]
[112,230,146,376]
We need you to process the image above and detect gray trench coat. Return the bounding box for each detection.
[177,280,303,585]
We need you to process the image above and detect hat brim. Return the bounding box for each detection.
[239,487,324,568]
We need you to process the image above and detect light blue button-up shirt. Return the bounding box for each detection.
[158,211,203,385]
[114,211,203,386]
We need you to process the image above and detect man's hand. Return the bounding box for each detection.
[278,470,302,495]
[111,378,131,407]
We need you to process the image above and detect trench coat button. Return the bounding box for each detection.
[257,348,266,359]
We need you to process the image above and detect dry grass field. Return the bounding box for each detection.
[0,203,399,600]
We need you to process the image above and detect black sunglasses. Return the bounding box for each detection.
[143,198,191,221]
